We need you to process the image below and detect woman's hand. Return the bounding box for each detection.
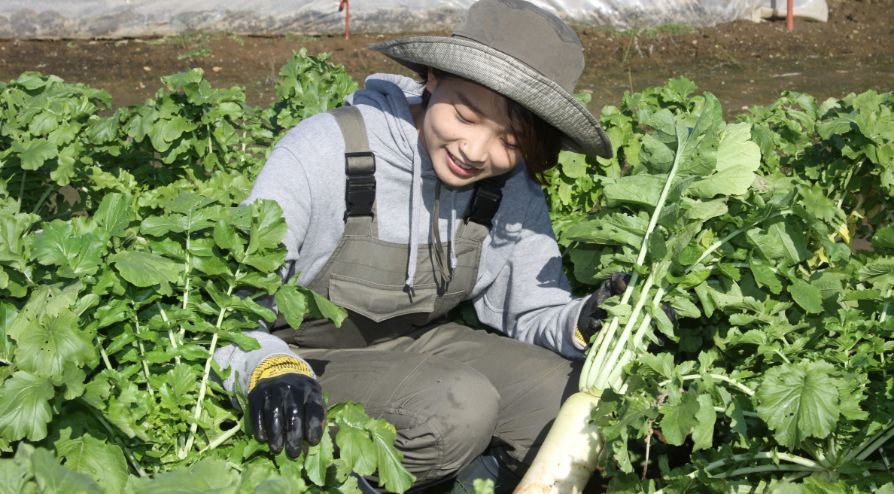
[574,273,629,348]
[575,273,677,348]
[247,356,325,458]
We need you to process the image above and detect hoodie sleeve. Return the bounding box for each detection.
[472,179,589,360]
[212,134,320,401]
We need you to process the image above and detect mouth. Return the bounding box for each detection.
[446,150,482,178]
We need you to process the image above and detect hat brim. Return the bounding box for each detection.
[370,36,612,159]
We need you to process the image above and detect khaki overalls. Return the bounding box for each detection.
[271,107,580,486]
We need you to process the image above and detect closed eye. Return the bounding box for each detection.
[502,137,521,150]
[454,107,473,124]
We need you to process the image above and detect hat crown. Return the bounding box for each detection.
[452,0,584,93]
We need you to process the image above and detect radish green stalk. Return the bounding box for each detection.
[179,268,242,459]
[515,117,692,494]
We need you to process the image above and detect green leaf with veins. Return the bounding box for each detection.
[13,306,95,380]
[54,429,129,494]
[603,174,665,207]
[274,284,307,329]
[788,279,824,314]
[304,430,334,486]
[247,200,288,253]
[30,448,100,494]
[692,394,716,451]
[93,192,133,237]
[309,291,347,328]
[687,122,760,198]
[0,371,55,442]
[756,361,841,449]
[15,139,57,170]
[659,391,700,446]
[129,458,239,494]
[33,221,105,278]
[111,251,181,288]
[367,419,415,494]
[0,457,30,494]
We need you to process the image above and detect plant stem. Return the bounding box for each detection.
[178,269,241,459]
[32,185,54,215]
[636,139,685,268]
[132,313,154,398]
[83,401,148,477]
[717,464,821,478]
[178,223,193,343]
[613,287,667,392]
[882,287,892,381]
[642,421,655,480]
[18,171,26,210]
[199,423,242,454]
[712,406,759,418]
[580,271,640,388]
[843,425,891,465]
[856,424,894,462]
[206,124,214,164]
[836,159,863,210]
[95,337,113,371]
[880,288,892,325]
[583,120,688,392]
[661,374,756,397]
[595,272,656,389]
[156,302,180,365]
[693,213,784,266]
[631,286,665,349]
[653,450,824,492]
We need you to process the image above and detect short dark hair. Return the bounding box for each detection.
[418,68,562,184]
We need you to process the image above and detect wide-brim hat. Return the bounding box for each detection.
[370,0,612,158]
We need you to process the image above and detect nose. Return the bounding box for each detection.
[460,134,488,165]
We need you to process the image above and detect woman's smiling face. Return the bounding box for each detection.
[417,70,522,188]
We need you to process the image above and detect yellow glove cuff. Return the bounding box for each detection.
[249,355,315,391]
[573,327,588,349]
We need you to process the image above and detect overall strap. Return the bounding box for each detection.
[330,106,376,221]
[464,174,507,229]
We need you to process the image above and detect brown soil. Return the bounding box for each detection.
[0,0,892,116]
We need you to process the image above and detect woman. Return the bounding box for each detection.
[214,0,615,491]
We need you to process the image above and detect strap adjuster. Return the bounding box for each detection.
[345,152,376,219]
[465,180,503,228]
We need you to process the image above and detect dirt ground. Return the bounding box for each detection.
[0,0,892,117]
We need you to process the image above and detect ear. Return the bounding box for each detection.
[424,66,439,93]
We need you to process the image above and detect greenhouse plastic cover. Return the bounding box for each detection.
[0,0,769,39]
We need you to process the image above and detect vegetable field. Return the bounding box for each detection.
[0,49,892,493]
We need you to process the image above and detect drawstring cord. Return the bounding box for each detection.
[431,182,453,293]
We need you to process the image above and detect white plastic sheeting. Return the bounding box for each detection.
[0,0,767,39]
[755,0,829,22]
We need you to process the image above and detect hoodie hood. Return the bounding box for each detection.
[347,74,422,172]
[346,74,458,289]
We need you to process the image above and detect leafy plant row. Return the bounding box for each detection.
[0,48,891,493]
[544,79,893,492]
[0,50,414,493]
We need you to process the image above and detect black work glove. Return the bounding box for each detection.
[574,272,629,349]
[247,356,325,459]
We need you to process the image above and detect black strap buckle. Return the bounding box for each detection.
[344,152,376,219]
[465,179,504,228]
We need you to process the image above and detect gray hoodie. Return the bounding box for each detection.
[214,74,588,397]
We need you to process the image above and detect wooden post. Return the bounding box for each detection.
[339,0,350,39]
[787,0,794,31]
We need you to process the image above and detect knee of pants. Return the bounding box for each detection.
[388,362,500,482]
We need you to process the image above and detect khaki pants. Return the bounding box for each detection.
[297,323,581,485]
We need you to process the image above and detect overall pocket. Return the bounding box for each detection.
[328,273,438,323]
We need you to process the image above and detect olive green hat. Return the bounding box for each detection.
[369,0,612,158]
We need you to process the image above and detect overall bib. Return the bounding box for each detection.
[271,106,580,486]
